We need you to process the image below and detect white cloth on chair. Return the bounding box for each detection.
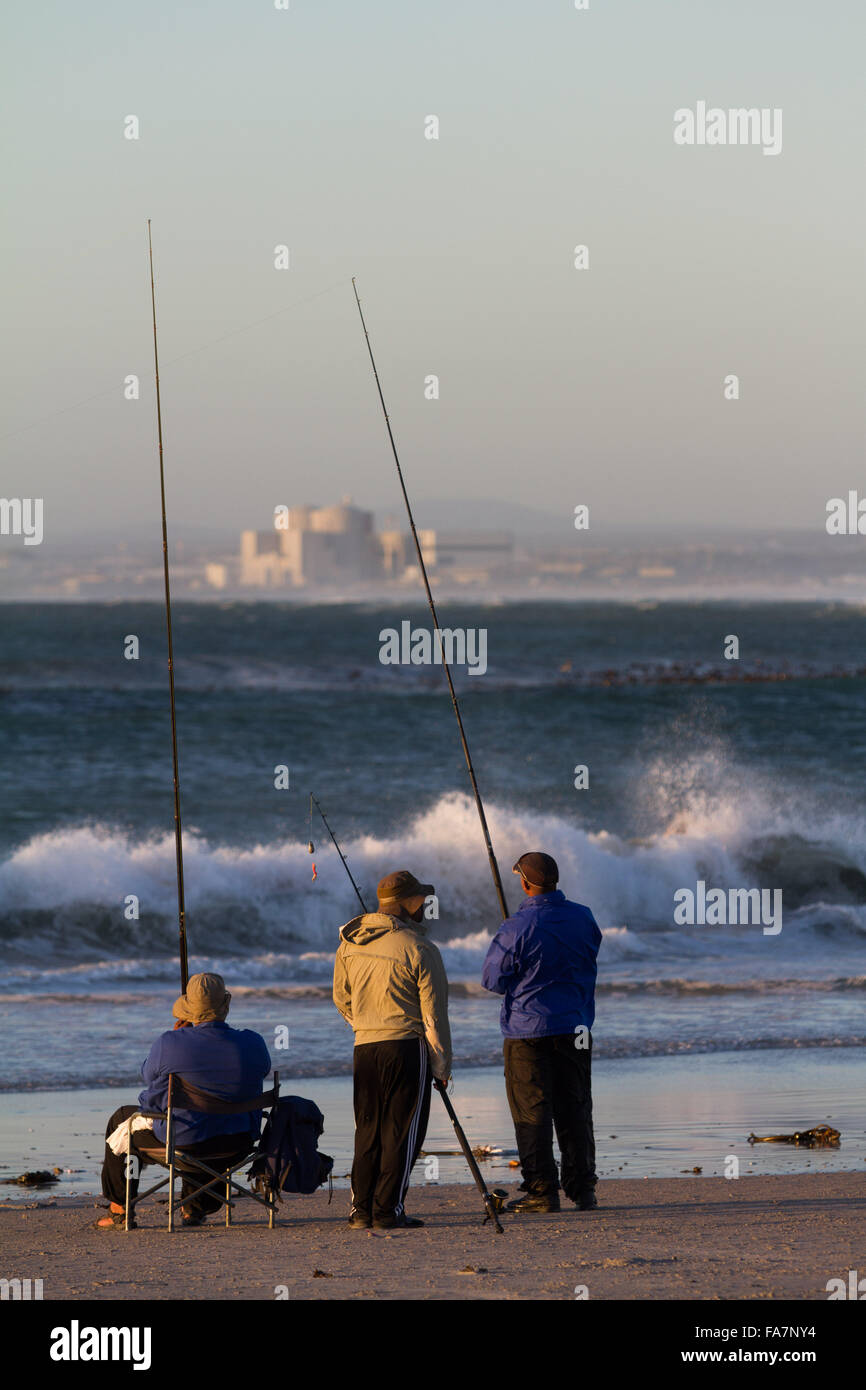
[107,1115,155,1156]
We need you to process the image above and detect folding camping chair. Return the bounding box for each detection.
[123,1070,280,1232]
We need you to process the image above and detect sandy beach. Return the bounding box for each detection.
[2,1172,862,1302]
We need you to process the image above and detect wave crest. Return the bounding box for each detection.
[1,791,865,979]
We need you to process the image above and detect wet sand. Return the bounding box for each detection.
[3,1050,864,1204]
[2,1172,863,1301]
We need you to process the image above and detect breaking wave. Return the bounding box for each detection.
[1,787,865,986]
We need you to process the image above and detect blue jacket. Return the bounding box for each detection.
[138,1021,272,1146]
[482,890,602,1038]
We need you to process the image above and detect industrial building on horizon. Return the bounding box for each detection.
[5,513,862,602]
[237,497,515,589]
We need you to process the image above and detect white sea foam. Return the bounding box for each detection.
[1,789,865,986]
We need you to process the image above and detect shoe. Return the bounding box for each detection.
[505,1190,561,1214]
[95,1209,135,1230]
[348,1208,372,1229]
[576,1190,598,1211]
[372,1213,425,1229]
[181,1210,207,1227]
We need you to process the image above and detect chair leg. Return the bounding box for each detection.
[225,1172,231,1227]
[124,1129,132,1232]
[167,1127,175,1232]
[269,1187,275,1231]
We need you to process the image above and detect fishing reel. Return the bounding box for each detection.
[483,1188,509,1225]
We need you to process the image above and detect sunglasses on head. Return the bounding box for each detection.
[512,857,557,890]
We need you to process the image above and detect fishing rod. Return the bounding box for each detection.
[147,220,189,993]
[432,1080,506,1233]
[310,792,365,912]
[312,796,506,1232]
[350,279,510,923]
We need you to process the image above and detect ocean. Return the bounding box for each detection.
[0,600,864,1189]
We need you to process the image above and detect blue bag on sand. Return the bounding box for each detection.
[247,1096,333,1199]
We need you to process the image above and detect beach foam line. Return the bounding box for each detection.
[2,1033,865,1093]
[3,976,866,1005]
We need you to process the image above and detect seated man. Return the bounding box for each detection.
[99,972,271,1228]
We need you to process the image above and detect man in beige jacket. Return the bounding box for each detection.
[333,869,452,1230]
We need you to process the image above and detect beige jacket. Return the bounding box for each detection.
[332,912,452,1080]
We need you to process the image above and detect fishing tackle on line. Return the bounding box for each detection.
[310,793,363,909]
[307,795,317,879]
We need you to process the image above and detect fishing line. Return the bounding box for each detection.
[351,277,509,921]
[311,793,364,912]
[147,220,188,992]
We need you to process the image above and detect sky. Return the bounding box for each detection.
[2,1,863,546]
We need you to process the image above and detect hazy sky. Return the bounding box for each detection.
[3,1,863,544]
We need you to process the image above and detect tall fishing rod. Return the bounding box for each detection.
[147,220,189,993]
[313,796,506,1232]
[351,278,509,922]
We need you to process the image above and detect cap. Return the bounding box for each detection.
[377,869,434,909]
[512,851,559,889]
[172,972,232,1024]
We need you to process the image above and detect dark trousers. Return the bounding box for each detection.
[351,1038,431,1221]
[101,1105,252,1219]
[504,1034,596,1201]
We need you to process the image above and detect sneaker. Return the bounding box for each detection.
[348,1207,372,1229]
[372,1213,425,1229]
[576,1190,598,1211]
[505,1190,561,1214]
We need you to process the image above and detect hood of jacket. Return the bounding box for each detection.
[333,912,450,1080]
[339,911,428,946]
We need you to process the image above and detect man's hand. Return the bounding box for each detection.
[434,1075,451,1091]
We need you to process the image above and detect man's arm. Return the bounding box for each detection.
[332,945,353,1025]
[141,1034,166,1086]
[417,943,452,1082]
[251,1031,272,1080]
[589,910,603,952]
[481,921,521,995]
[138,1034,171,1113]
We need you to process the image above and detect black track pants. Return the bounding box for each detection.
[351,1038,431,1221]
[504,1033,597,1200]
[101,1104,251,1218]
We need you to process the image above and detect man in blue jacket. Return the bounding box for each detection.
[482,851,602,1214]
[99,973,271,1228]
